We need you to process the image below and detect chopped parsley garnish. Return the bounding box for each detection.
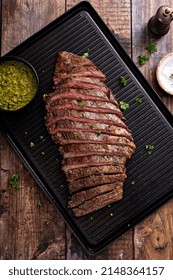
[139,54,149,66]
[145,144,154,154]
[73,132,78,138]
[76,97,82,102]
[82,52,89,58]
[119,101,129,110]
[79,102,85,107]
[146,41,157,53]
[135,97,142,103]
[90,216,94,221]
[131,179,136,185]
[8,172,22,191]
[95,131,101,136]
[39,135,44,140]
[100,173,104,176]
[29,141,35,148]
[90,124,96,129]
[119,76,127,86]
[41,151,45,156]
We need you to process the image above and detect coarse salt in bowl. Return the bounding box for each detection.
[156,52,173,96]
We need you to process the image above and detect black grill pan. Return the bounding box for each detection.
[0,1,173,254]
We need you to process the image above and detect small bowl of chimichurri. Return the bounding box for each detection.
[0,56,39,112]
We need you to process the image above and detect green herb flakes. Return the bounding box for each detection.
[135,97,142,103]
[76,97,82,102]
[90,216,94,221]
[39,135,45,140]
[119,76,127,86]
[139,54,149,66]
[95,131,101,136]
[100,173,104,176]
[146,41,157,53]
[0,60,37,111]
[41,151,45,156]
[73,132,78,138]
[90,124,96,129]
[29,141,35,148]
[82,52,90,58]
[79,102,85,107]
[145,144,154,154]
[8,172,22,191]
[131,180,136,185]
[119,101,129,110]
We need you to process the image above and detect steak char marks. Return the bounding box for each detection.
[44,51,136,217]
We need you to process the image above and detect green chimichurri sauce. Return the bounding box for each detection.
[0,60,37,111]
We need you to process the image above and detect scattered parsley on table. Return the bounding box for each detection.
[146,41,157,53]
[139,54,149,66]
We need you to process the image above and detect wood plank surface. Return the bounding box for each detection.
[132,0,173,260]
[0,0,173,260]
[0,0,66,260]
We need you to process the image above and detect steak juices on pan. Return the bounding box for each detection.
[44,51,136,217]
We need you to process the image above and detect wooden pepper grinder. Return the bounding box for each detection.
[148,5,173,36]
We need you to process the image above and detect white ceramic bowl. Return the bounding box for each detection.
[156,52,173,95]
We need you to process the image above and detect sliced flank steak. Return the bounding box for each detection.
[44,51,136,216]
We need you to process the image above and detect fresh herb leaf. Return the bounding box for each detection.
[82,52,89,58]
[8,172,22,191]
[139,54,149,66]
[29,142,35,148]
[79,102,85,107]
[146,41,157,53]
[135,97,142,103]
[90,124,96,129]
[119,76,127,86]
[119,101,129,110]
[73,132,78,138]
[95,131,101,136]
[145,144,154,154]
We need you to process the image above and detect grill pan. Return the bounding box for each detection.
[0,1,173,254]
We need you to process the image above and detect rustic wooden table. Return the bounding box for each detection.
[0,0,173,260]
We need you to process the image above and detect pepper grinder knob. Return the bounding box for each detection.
[148,5,173,36]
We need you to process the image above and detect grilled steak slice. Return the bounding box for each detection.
[59,143,134,159]
[46,101,123,117]
[52,131,135,148]
[66,165,126,182]
[49,121,133,140]
[69,174,126,193]
[54,51,94,70]
[44,88,116,103]
[44,51,136,216]
[62,155,127,172]
[55,77,109,95]
[72,186,123,217]
[46,98,120,112]
[68,182,124,208]
[54,65,106,83]
[45,110,128,128]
